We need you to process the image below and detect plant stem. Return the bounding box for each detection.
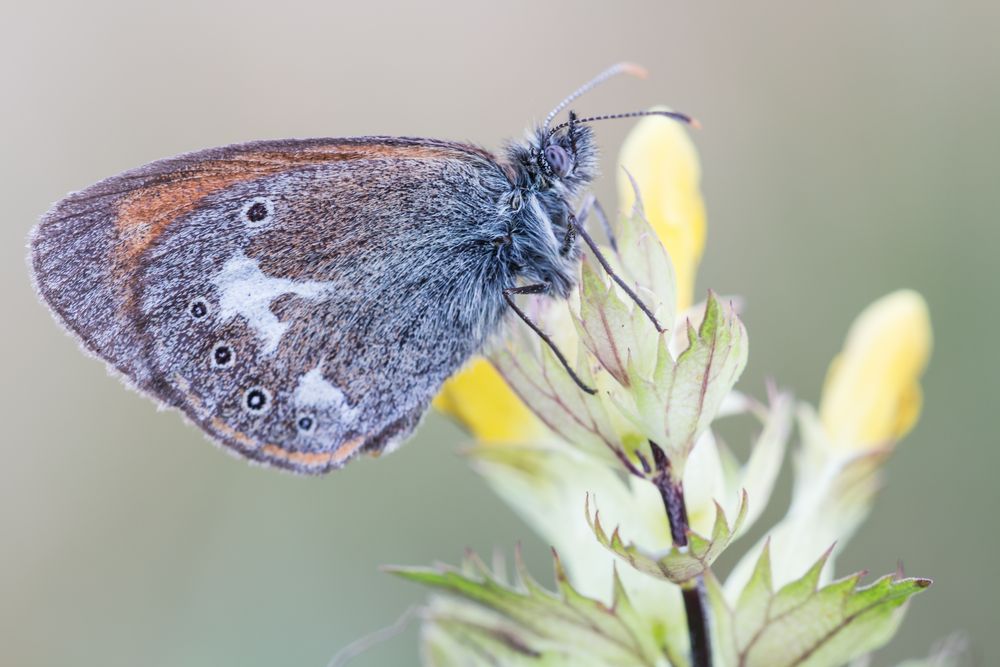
[649,442,712,667]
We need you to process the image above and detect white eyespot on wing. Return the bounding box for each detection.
[188,297,211,320]
[294,363,359,425]
[210,341,235,368]
[211,252,335,355]
[243,386,272,414]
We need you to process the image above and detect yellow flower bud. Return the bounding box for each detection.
[433,358,547,444]
[617,110,707,311]
[819,290,932,450]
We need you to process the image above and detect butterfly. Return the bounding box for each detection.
[29,63,694,474]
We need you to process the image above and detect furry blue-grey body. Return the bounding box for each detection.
[30,127,597,473]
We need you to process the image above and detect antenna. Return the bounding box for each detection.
[543,62,648,130]
[550,109,700,134]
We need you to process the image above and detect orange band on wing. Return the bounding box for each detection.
[293,143,462,162]
[209,416,262,450]
[113,163,273,317]
[115,167,255,271]
[112,142,468,278]
[261,436,365,469]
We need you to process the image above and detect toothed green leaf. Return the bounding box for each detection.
[421,596,581,666]
[708,545,932,667]
[586,491,748,584]
[389,549,665,666]
[733,540,774,649]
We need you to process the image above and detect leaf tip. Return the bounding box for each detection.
[551,548,569,583]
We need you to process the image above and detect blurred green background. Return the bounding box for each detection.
[2,1,997,665]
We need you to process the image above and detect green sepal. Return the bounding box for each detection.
[586,491,748,584]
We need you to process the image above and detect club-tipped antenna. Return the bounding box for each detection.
[543,62,648,131]
[551,109,700,134]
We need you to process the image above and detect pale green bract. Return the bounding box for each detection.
[388,550,666,667]
[586,491,748,585]
[706,543,930,667]
[613,291,748,474]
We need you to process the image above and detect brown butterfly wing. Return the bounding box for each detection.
[31,137,513,473]
[32,138,365,392]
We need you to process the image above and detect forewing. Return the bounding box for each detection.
[32,137,511,473]
[31,138,377,390]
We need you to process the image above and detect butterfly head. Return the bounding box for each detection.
[512,114,600,193]
[496,65,697,300]
[496,116,598,298]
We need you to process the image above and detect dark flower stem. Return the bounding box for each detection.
[649,442,712,667]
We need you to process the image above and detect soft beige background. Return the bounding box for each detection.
[3,1,997,665]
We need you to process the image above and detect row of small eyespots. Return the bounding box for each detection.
[240,373,319,435]
[188,297,313,433]
[241,387,316,434]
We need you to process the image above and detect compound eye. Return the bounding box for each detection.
[544,144,573,177]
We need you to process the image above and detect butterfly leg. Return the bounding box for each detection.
[590,197,618,253]
[561,194,616,254]
[570,199,665,333]
[563,194,617,253]
[559,218,577,255]
[502,284,597,395]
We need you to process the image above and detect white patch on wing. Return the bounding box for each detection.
[211,252,334,355]
[294,363,359,424]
